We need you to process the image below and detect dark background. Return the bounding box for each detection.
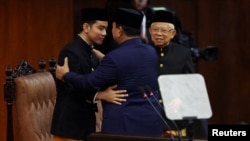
[1,0,250,140]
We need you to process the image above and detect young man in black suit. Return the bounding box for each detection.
[51,8,127,141]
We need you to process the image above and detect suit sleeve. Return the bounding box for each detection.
[64,55,118,91]
[57,48,85,92]
[56,48,83,94]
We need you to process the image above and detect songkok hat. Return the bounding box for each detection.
[81,8,108,22]
[113,8,143,29]
[152,10,175,24]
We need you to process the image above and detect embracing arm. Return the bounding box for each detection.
[92,48,105,61]
[56,57,128,105]
[56,57,93,90]
[96,85,128,105]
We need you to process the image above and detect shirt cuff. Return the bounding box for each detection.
[93,92,99,104]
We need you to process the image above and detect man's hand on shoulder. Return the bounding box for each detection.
[56,57,69,81]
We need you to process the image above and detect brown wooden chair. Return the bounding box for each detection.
[12,72,56,141]
[13,72,56,141]
[4,59,57,141]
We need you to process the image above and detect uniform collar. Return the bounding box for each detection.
[155,42,172,53]
[118,38,143,47]
[76,35,93,55]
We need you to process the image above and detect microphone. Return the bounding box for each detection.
[138,86,175,141]
[144,85,183,141]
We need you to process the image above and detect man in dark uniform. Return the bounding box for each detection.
[149,10,207,138]
[56,8,163,137]
[149,10,194,75]
[100,0,153,54]
[51,8,127,141]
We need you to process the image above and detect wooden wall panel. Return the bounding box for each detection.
[0,0,73,140]
[197,0,250,124]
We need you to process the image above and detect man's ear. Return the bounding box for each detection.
[83,23,90,33]
[116,25,123,37]
[171,29,177,39]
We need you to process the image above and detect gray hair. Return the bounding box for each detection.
[150,22,175,29]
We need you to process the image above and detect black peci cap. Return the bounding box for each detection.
[81,8,108,22]
[152,10,175,24]
[113,8,143,29]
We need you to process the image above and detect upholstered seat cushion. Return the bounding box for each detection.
[14,72,56,141]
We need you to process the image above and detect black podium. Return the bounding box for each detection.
[87,133,207,141]
[88,133,178,141]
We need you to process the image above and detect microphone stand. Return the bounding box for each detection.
[138,86,175,141]
[183,117,196,141]
[145,85,183,141]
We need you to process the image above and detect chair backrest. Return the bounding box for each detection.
[13,72,56,141]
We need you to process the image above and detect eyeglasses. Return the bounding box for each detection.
[151,28,173,34]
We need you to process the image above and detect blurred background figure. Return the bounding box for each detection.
[130,0,153,43]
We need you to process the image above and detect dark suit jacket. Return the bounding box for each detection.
[51,35,97,140]
[153,41,194,129]
[154,41,195,75]
[64,38,163,137]
[154,42,207,138]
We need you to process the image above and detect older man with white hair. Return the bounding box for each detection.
[149,10,207,139]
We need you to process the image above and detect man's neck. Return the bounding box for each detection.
[78,33,93,47]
